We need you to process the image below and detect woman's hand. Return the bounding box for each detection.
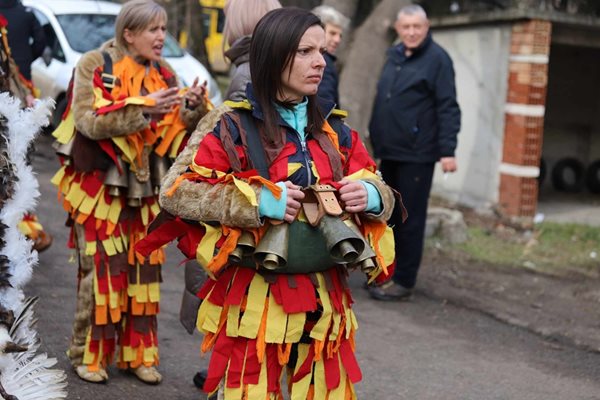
[183,78,207,109]
[283,181,304,223]
[142,87,181,116]
[338,179,367,213]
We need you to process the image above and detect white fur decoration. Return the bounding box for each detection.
[0,93,67,399]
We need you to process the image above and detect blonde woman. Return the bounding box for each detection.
[52,0,208,384]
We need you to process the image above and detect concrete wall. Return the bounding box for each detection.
[429,25,512,210]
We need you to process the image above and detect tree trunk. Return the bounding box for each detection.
[186,0,211,70]
[322,0,359,21]
[338,0,408,139]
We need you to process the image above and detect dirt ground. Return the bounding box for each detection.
[418,209,600,353]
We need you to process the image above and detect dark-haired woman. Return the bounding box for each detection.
[159,7,395,399]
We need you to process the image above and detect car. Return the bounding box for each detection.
[23,0,223,127]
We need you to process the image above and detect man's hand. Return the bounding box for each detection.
[283,181,304,223]
[338,179,368,213]
[183,78,207,109]
[440,157,457,173]
[142,87,181,116]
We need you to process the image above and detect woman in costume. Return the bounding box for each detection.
[51,0,208,384]
[158,7,397,399]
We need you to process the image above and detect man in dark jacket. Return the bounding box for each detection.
[312,5,349,106]
[368,4,460,301]
[0,0,46,81]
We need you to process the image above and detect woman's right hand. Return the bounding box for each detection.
[283,181,304,223]
[142,87,181,116]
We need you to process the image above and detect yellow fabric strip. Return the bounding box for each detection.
[246,357,268,399]
[50,165,66,186]
[201,301,223,333]
[287,163,302,176]
[196,223,222,269]
[232,177,258,207]
[290,344,312,400]
[168,131,186,159]
[313,357,328,399]
[141,204,149,227]
[85,241,97,256]
[107,197,122,225]
[52,110,75,143]
[102,238,117,257]
[345,168,379,181]
[94,192,111,221]
[148,282,160,303]
[238,275,269,338]
[112,137,137,165]
[285,313,305,343]
[226,304,241,338]
[78,186,105,216]
[265,293,287,344]
[64,182,87,210]
[310,274,333,342]
[329,306,341,342]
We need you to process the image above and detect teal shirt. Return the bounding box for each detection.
[258,100,382,219]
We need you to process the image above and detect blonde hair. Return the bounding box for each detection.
[223,0,281,46]
[115,0,167,49]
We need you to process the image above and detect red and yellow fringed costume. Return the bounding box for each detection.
[51,40,208,373]
[144,97,397,399]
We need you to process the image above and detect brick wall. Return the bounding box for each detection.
[499,20,551,219]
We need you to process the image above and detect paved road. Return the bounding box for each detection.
[28,135,600,400]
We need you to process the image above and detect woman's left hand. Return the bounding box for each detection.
[184,77,207,109]
[338,179,367,213]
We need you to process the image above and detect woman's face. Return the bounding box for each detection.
[278,25,326,103]
[123,16,166,62]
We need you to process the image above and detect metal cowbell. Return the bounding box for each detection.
[318,215,364,264]
[254,223,289,271]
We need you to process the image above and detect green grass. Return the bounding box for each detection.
[442,222,600,277]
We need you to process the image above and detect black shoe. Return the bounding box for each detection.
[193,369,207,388]
[368,281,413,301]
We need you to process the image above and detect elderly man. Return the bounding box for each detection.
[312,5,349,106]
[368,4,461,301]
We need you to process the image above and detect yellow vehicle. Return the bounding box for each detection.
[199,0,228,73]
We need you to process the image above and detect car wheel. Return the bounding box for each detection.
[551,157,585,193]
[51,96,67,129]
[585,160,600,194]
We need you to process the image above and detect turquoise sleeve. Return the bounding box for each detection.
[361,181,383,214]
[259,182,287,220]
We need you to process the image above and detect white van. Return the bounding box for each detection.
[24,0,223,126]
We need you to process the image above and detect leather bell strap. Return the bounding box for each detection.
[301,184,343,227]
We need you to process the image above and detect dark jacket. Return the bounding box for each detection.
[0,0,46,81]
[317,52,339,106]
[369,33,460,163]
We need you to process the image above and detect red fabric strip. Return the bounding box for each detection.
[279,274,317,314]
[224,267,255,306]
[207,267,236,306]
[323,352,341,390]
[204,330,236,392]
[339,339,362,383]
[242,338,261,385]
[291,344,315,383]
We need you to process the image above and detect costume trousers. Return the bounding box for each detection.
[380,160,435,288]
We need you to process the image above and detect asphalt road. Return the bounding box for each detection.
[27,134,600,400]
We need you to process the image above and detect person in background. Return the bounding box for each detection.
[0,0,45,83]
[311,4,349,106]
[0,10,52,252]
[222,0,281,102]
[52,0,208,385]
[368,4,461,301]
[155,7,395,398]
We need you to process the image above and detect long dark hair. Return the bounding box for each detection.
[249,7,324,144]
